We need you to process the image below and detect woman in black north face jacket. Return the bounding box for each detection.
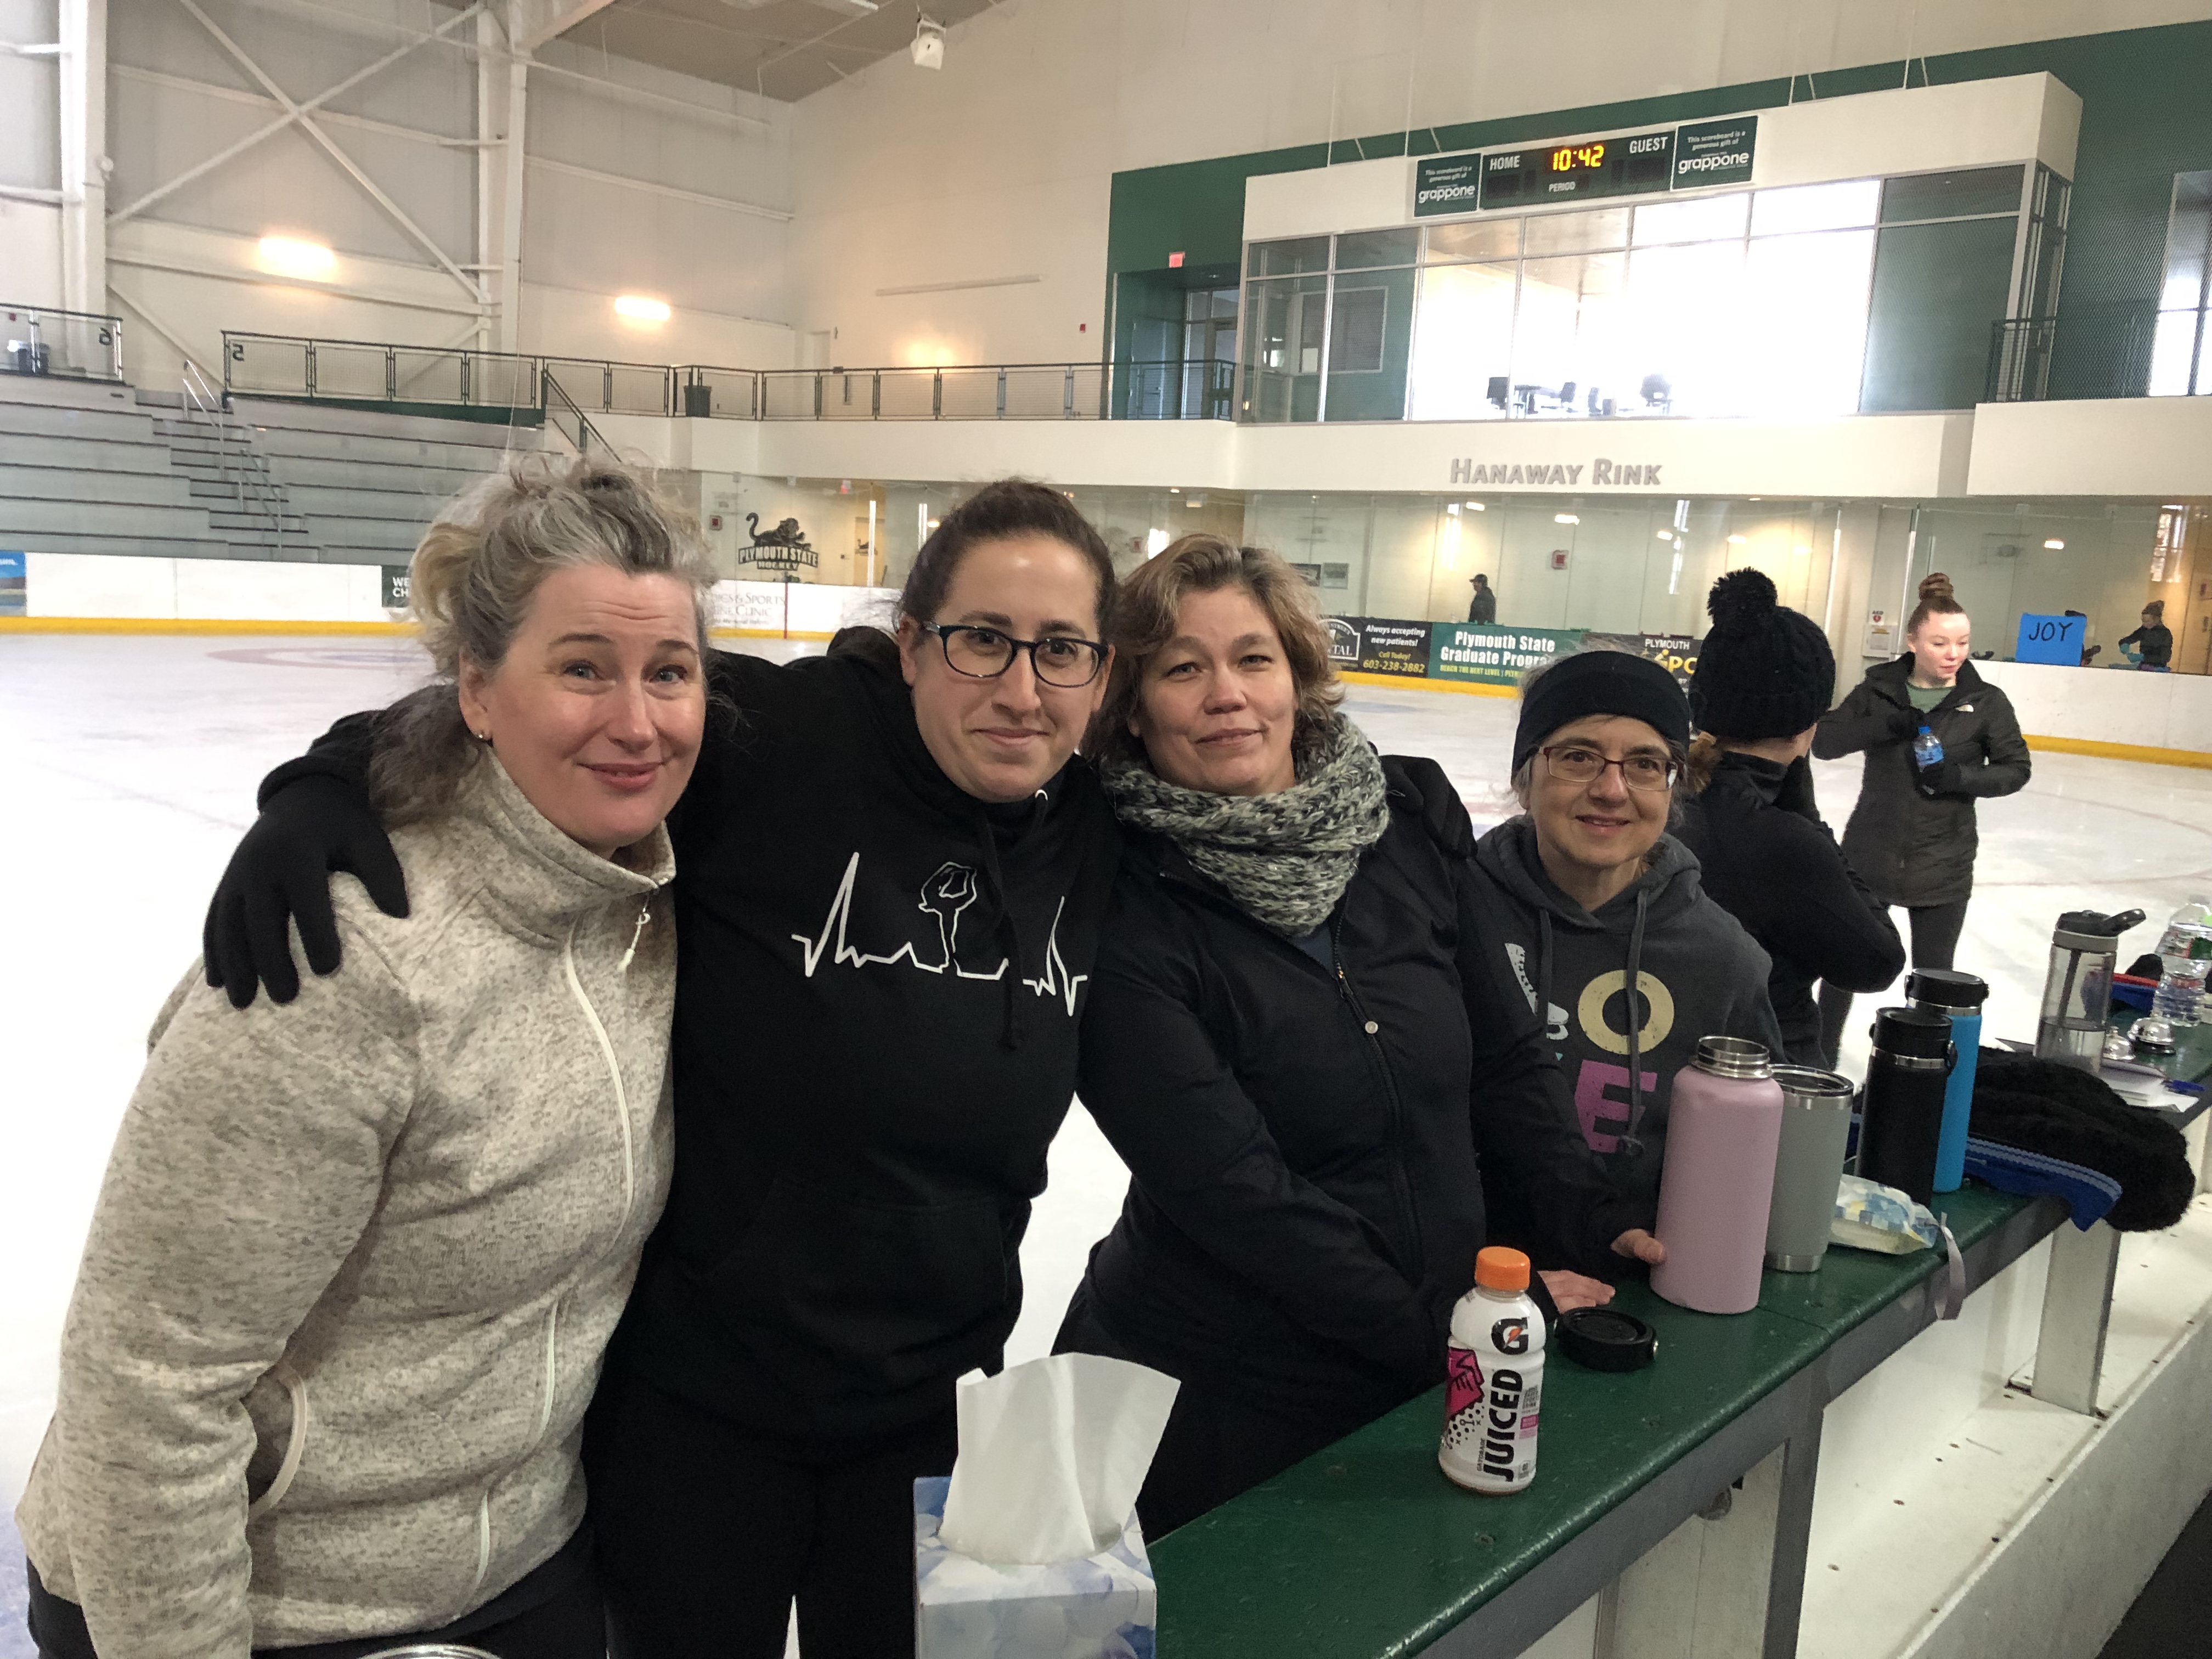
[1054,537,1657,1537]
[1814,574,2030,1062]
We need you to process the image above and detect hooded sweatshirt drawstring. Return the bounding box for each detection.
[1623,888,1650,1152]
[972,789,1054,1051]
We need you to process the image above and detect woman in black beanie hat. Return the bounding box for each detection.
[1675,570,1904,1065]
[1461,648,1784,1237]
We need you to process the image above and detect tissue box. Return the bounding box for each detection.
[914,1476,1156,1658]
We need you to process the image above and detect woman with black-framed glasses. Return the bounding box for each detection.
[179,480,1128,1659]
[1462,650,1785,1239]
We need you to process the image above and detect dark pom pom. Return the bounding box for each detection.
[1707,567,1778,628]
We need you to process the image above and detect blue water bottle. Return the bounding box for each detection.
[1912,724,1944,769]
[1909,969,1988,1193]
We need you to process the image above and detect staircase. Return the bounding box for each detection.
[0,371,543,564]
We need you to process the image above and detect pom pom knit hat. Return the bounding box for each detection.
[1688,568,1836,740]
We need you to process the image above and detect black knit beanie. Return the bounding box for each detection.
[1513,650,1690,775]
[1688,569,1836,740]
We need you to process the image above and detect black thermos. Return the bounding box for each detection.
[1858,1007,1955,1205]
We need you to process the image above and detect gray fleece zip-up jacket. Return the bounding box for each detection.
[17,755,676,1658]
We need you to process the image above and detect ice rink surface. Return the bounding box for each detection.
[3,631,2209,1633]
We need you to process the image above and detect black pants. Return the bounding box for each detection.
[1819,898,1971,1065]
[583,1364,956,1659]
[25,1528,603,1659]
[1053,1288,1390,1539]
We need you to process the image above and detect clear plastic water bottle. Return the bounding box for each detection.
[2153,896,2212,1025]
[1440,1246,1545,1494]
[1912,724,1944,769]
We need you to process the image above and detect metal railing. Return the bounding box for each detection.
[540,369,613,458]
[2,301,125,381]
[1986,307,2160,402]
[1116,357,1237,421]
[182,358,289,542]
[221,332,1229,423]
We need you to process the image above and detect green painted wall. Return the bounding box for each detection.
[1106,19,2212,405]
[1860,217,2022,410]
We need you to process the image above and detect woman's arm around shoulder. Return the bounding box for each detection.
[40,927,418,1659]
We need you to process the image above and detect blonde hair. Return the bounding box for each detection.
[1086,534,1342,771]
[371,452,718,825]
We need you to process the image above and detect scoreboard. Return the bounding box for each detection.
[1476,129,1676,207]
[1413,115,1759,217]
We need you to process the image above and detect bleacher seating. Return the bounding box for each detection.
[0,373,540,563]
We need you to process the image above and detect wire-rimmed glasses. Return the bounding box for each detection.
[1539,744,1679,792]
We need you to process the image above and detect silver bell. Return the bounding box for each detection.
[2130,1015,2179,1054]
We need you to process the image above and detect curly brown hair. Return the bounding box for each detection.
[1085,533,1343,770]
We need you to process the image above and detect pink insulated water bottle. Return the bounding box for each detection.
[1650,1036,1786,1315]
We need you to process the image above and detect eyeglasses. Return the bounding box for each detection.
[1541,744,1678,792]
[919,622,1109,689]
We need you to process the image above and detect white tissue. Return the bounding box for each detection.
[938,1353,1180,1566]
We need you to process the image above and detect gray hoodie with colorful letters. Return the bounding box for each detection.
[1465,817,1784,1215]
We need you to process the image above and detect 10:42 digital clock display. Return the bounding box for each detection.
[1479,128,1674,207]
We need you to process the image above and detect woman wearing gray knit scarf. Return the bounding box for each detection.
[1054,534,1662,1537]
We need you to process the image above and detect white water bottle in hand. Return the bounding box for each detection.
[1440,1246,1546,1494]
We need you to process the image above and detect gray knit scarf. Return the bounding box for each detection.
[1102,713,1390,939]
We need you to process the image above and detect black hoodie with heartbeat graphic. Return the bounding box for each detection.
[613,642,1124,1441]
[267,639,1121,1444]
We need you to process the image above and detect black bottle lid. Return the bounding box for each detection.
[1870,1005,1951,1059]
[1906,969,1989,1011]
[1555,1307,1658,1372]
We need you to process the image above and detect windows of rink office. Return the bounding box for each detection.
[1232,162,2062,426]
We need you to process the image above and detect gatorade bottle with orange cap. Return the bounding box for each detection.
[1439,1246,1546,1494]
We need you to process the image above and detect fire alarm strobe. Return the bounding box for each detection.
[1555,1307,1657,1372]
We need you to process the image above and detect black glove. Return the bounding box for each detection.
[1775,754,1822,822]
[1914,758,1967,798]
[1886,706,1920,741]
[203,774,409,1008]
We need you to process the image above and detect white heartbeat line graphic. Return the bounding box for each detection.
[790,854,1087,1015]
[1022,897,1087,1017]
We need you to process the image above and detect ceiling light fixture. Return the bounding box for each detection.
[1465,500,1485,510]
[1554,513,1578,524]
[614,295,671,322]
[1727,533,1748,544]
[911,13,944,68]
[257,235,335,280]
[2044,538,2066,549]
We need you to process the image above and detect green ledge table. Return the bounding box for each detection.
[1152,1184,2062,1659]
[1155,1034,2212,1658]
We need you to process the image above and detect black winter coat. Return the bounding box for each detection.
[1815,658,2031,909]
[1674,753,1905,1064]
[1068,758,1638,1424]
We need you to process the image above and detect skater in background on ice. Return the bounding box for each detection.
[1815,573,2031,1067]
[1051,534,1663,1536]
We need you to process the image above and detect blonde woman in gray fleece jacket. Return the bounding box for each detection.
[18,456,715,1659]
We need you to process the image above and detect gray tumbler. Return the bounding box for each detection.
[1764,1066,1857,1272]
